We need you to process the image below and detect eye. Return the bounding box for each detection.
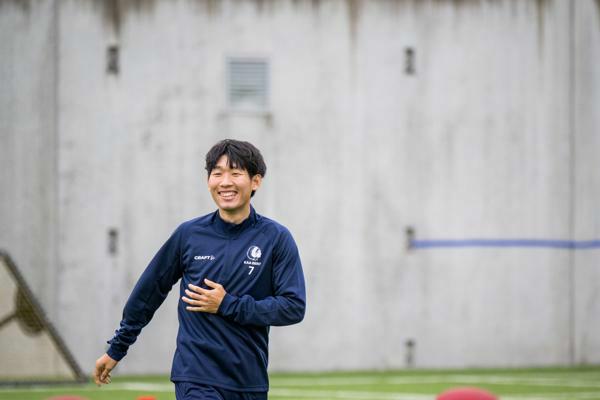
[211,171,222,177]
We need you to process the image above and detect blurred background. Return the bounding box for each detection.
[1,0,599,380]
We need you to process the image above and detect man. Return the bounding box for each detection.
[94,139,306,400]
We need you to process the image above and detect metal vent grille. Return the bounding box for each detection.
[228,59,269,111]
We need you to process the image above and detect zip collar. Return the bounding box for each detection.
[212,206,257,237]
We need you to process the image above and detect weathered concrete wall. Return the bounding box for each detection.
[0,0,59,320]
[573,0,600,365]
[356,0,575,369]
[1,0,599,375]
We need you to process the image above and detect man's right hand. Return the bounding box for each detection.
[94,353,118,386]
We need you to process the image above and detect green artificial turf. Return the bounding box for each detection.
[1,367,600,400]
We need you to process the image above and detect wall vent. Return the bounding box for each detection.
[227,58,269,111]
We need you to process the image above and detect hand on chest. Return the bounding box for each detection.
[184,236,273,296]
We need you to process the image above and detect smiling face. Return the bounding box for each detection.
[208,155,262,224]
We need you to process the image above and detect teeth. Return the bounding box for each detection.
[220,191,236,199]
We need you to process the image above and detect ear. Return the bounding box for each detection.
[251,174,262,192]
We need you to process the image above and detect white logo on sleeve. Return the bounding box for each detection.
[194,255,215,261]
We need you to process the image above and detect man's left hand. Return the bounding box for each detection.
[182,279,226,314]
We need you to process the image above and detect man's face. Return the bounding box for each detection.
[208,155,261,217]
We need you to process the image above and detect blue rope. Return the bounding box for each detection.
[411,239,600,250]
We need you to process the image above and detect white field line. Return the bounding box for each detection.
[503,393,600,400]
[109,382,175,391]
[385,375,600,388]
[1,383,600,400]
[270,388,433,400]
[2,378,600,400]
[271,389,600,400]
[271,377,384,386]
[0,382,175,393]
[272,375,600,389]
[0,383,429,399]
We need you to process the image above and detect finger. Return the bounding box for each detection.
[182,296,209,306]
[188,283,210,294]
[188,283,205,292]
[100,367,111,382]
[184,289,203,300]
[204,278,220,289]
[186,305,206,312]
[181,296,196,305]
[93,365,102,384]
[94,370,102,385]
[95,365,106,385]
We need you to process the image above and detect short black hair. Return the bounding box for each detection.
[205,140,267,196]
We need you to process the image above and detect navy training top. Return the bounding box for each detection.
[106,207,306,392]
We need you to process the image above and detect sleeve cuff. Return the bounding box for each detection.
[106,345,127,361]
[217,293,238,317]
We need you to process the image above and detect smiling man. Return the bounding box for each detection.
[94,139,306,400]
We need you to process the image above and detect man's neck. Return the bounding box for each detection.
[218,206,251,225]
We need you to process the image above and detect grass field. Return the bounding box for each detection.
[1,367,600,400]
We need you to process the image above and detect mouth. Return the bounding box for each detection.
[218,190,238,200]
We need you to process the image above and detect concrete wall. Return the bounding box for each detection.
[573,0,600,365]
[0,0,59,320]
[1,0,599,374]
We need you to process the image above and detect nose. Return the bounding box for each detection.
[219,173,233,186]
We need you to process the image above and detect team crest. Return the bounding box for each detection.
[246,246,262,261]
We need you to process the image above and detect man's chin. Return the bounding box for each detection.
[218,203,244,213]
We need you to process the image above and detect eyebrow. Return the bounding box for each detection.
[211,165,244,172]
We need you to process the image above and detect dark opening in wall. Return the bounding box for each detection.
[405,226,415,250]
[405,339,416,367]
[107,45,120,75]
[108,228,119,256]
[404,47,416,75]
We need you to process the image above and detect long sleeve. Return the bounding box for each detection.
[217,229,306,327]
[106,225,184,361]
